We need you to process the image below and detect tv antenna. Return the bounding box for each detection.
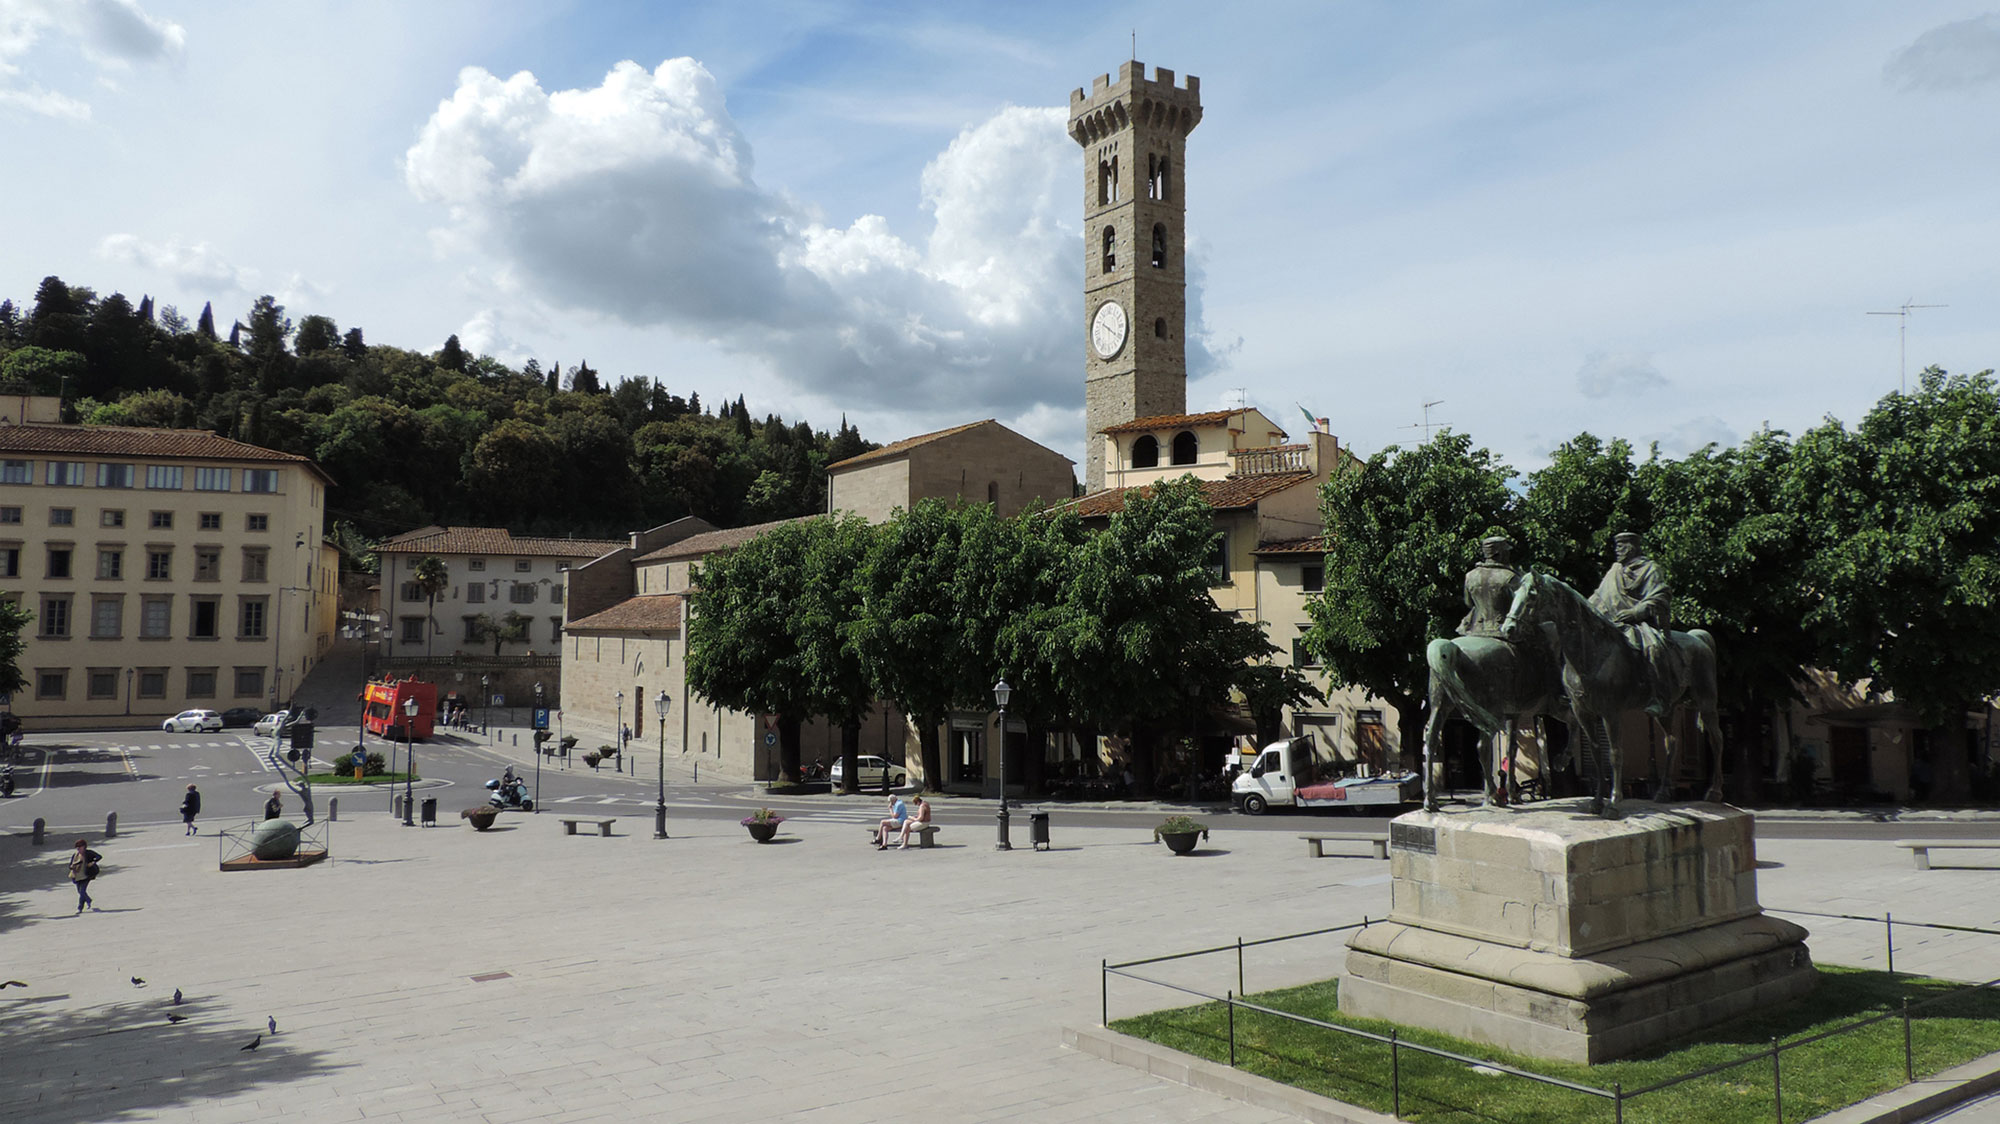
[1866,300,1946,393]
[1400,399,1447,442]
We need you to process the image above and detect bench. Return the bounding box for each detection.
[1301,833,1389,860]
[907,824,942,849]
[560,817,617,837]
[1896,840,2000,870]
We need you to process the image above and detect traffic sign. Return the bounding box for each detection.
[533,707,551,731]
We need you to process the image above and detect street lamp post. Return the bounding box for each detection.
[533,681,544,813]
[481,674,490,742]
[654,690,670,839]
[994,679,1012,851]
[615,690,624,775]
[401,696,418,827]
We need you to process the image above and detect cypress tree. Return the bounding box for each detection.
[197,301,216,339]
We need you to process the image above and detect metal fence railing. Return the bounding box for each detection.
[1101,910,2000,1122]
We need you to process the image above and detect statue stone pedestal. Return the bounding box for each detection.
[1338,800,1815,1064]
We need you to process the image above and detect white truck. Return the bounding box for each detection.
[1231,736,1421,815]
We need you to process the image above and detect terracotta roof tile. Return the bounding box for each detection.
[1100,409,1274,436]
[1062,472,1315,519]
[378,525,625,559]
[637,515,823,563]
[1254,536,1327,555]
[566,594,684,633]
[0,423,329,479]
[826,420,990,470]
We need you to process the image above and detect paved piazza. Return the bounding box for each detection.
[3,802,1998,1123]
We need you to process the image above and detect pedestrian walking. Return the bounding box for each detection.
[180,784,202,835]
[264,792,282,821]
[68,838,101,913]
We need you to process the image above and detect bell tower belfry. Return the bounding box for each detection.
[1070,60,1202,493]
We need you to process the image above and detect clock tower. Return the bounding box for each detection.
[1070,60,1202,492]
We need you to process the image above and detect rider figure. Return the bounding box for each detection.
[1457,532,1520,640]
[1588,530,1684,714]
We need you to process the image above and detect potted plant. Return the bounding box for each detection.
[460,806,498,831]
[559,735,578,759]
[741,807,784,843]
[583,750,602,770]
[1154,814,1208,855]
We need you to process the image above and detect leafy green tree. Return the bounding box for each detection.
[467,419,560,520]
[0,346,85,394]
[196,301,216,339]
[795,515,879,790]
[472,610,533,655]
[340,327,366,359]
[0,598,32,699]
[687,518,826,780]
[1514,434,1648,588]
[295,315,339,355]
[412,556,450,660]
[438,334,466,372]
[1304,432,1515,757]
[1787,369,2000,800]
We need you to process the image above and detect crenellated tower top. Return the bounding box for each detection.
[1068,61,1202,148]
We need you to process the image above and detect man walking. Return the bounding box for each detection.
[180,784,202,835]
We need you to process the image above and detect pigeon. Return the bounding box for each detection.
[240,1034,260,1052]
[167,1014,187,1024]
[0,980,26,989]
[131,977,146,987]
[267,1016,277,1035]
[172,988,183,1005]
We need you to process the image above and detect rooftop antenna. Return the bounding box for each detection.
[1228,387,1248,410]
[1866,300,1946,393]
[1400,399,1447,442]
[1132,29,1136,61]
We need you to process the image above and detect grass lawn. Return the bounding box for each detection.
[304,772,417,785]
[1111,967,2000,1124]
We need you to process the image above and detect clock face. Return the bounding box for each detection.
[1091,300,1128,359]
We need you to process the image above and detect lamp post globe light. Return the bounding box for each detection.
[993,678,1012,851]
[401,696,419,827]
[533,681,544,812]
[654,690,671,839]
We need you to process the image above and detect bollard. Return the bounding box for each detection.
[32,817,45,845]
[106,811,117,838]
[328,796,339,822]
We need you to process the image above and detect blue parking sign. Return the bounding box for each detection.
[533,708,551,731]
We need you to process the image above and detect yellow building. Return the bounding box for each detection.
[0,408,339,729]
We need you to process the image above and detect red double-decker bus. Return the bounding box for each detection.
[362,676,437,741]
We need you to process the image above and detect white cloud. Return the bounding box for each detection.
[0,0,181,118]
[1575,350,1668,399]
[1885,14,2000,92]
[405,58,1222,420]
[97,233,257,292]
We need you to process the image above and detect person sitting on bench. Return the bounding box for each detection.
[873,794,908,850]
[895,795,933,850]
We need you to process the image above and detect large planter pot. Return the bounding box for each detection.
[745,821,780,843]
[1158,829,1206,855]
[462,807,498,831]
[250,818,300,860]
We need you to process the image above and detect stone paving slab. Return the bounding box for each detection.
[0,811,1994,1123]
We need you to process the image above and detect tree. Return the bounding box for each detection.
[795,515,879,790]
[0,346,86,394]
[1514,434,1648,589]
[411,556,450,660]
[1304,432,1515,758]
[1787,369,2000,801]
[686,518,826,780]
[295,315,339,355]
[340,327,366,359]
[438,334,466,372]
[0,598,32,699]
[196,301,216,340]
[158,304,188,335]
[472,611,533,655]
[466,420,560,520]
[568,360,600,394]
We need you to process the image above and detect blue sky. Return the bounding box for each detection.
[5,0,1998,475]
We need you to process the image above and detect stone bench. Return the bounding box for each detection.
[1896,839,2000,870]
[907,823,942,849]
[1300,833,1388,860]
[560,817,617,837]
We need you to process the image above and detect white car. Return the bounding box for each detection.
[828,755,907,790]
[163,709,223,733]
[253,710,293,737]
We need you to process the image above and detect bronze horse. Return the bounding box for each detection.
[1420,625,1567,813]
[1502,571,1726,813]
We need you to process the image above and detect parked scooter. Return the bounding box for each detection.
[485,775,533,811]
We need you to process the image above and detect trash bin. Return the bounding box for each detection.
[1030,811,1051,851]
[420,797,438,826]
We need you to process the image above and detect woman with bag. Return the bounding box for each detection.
[68,838,102,913]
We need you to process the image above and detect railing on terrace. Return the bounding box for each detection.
[1099,909,2000,1123]
[1229,446,1309,476]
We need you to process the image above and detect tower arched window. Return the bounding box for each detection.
[1131,435,1159,469]
[1171,431,1198,466]
[1147,154,1160,199]
[1154,317,1167,338]
[986,481,999,504]
[1098,159,1111,206]
[1159,156,1171,201]
[1109,154,1119,201]
[1151,223,1167,268]
[1101,226,1116,272]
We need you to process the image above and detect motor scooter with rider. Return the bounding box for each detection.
[485,766,533,811]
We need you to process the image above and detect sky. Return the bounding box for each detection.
[4,0,1998,476]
